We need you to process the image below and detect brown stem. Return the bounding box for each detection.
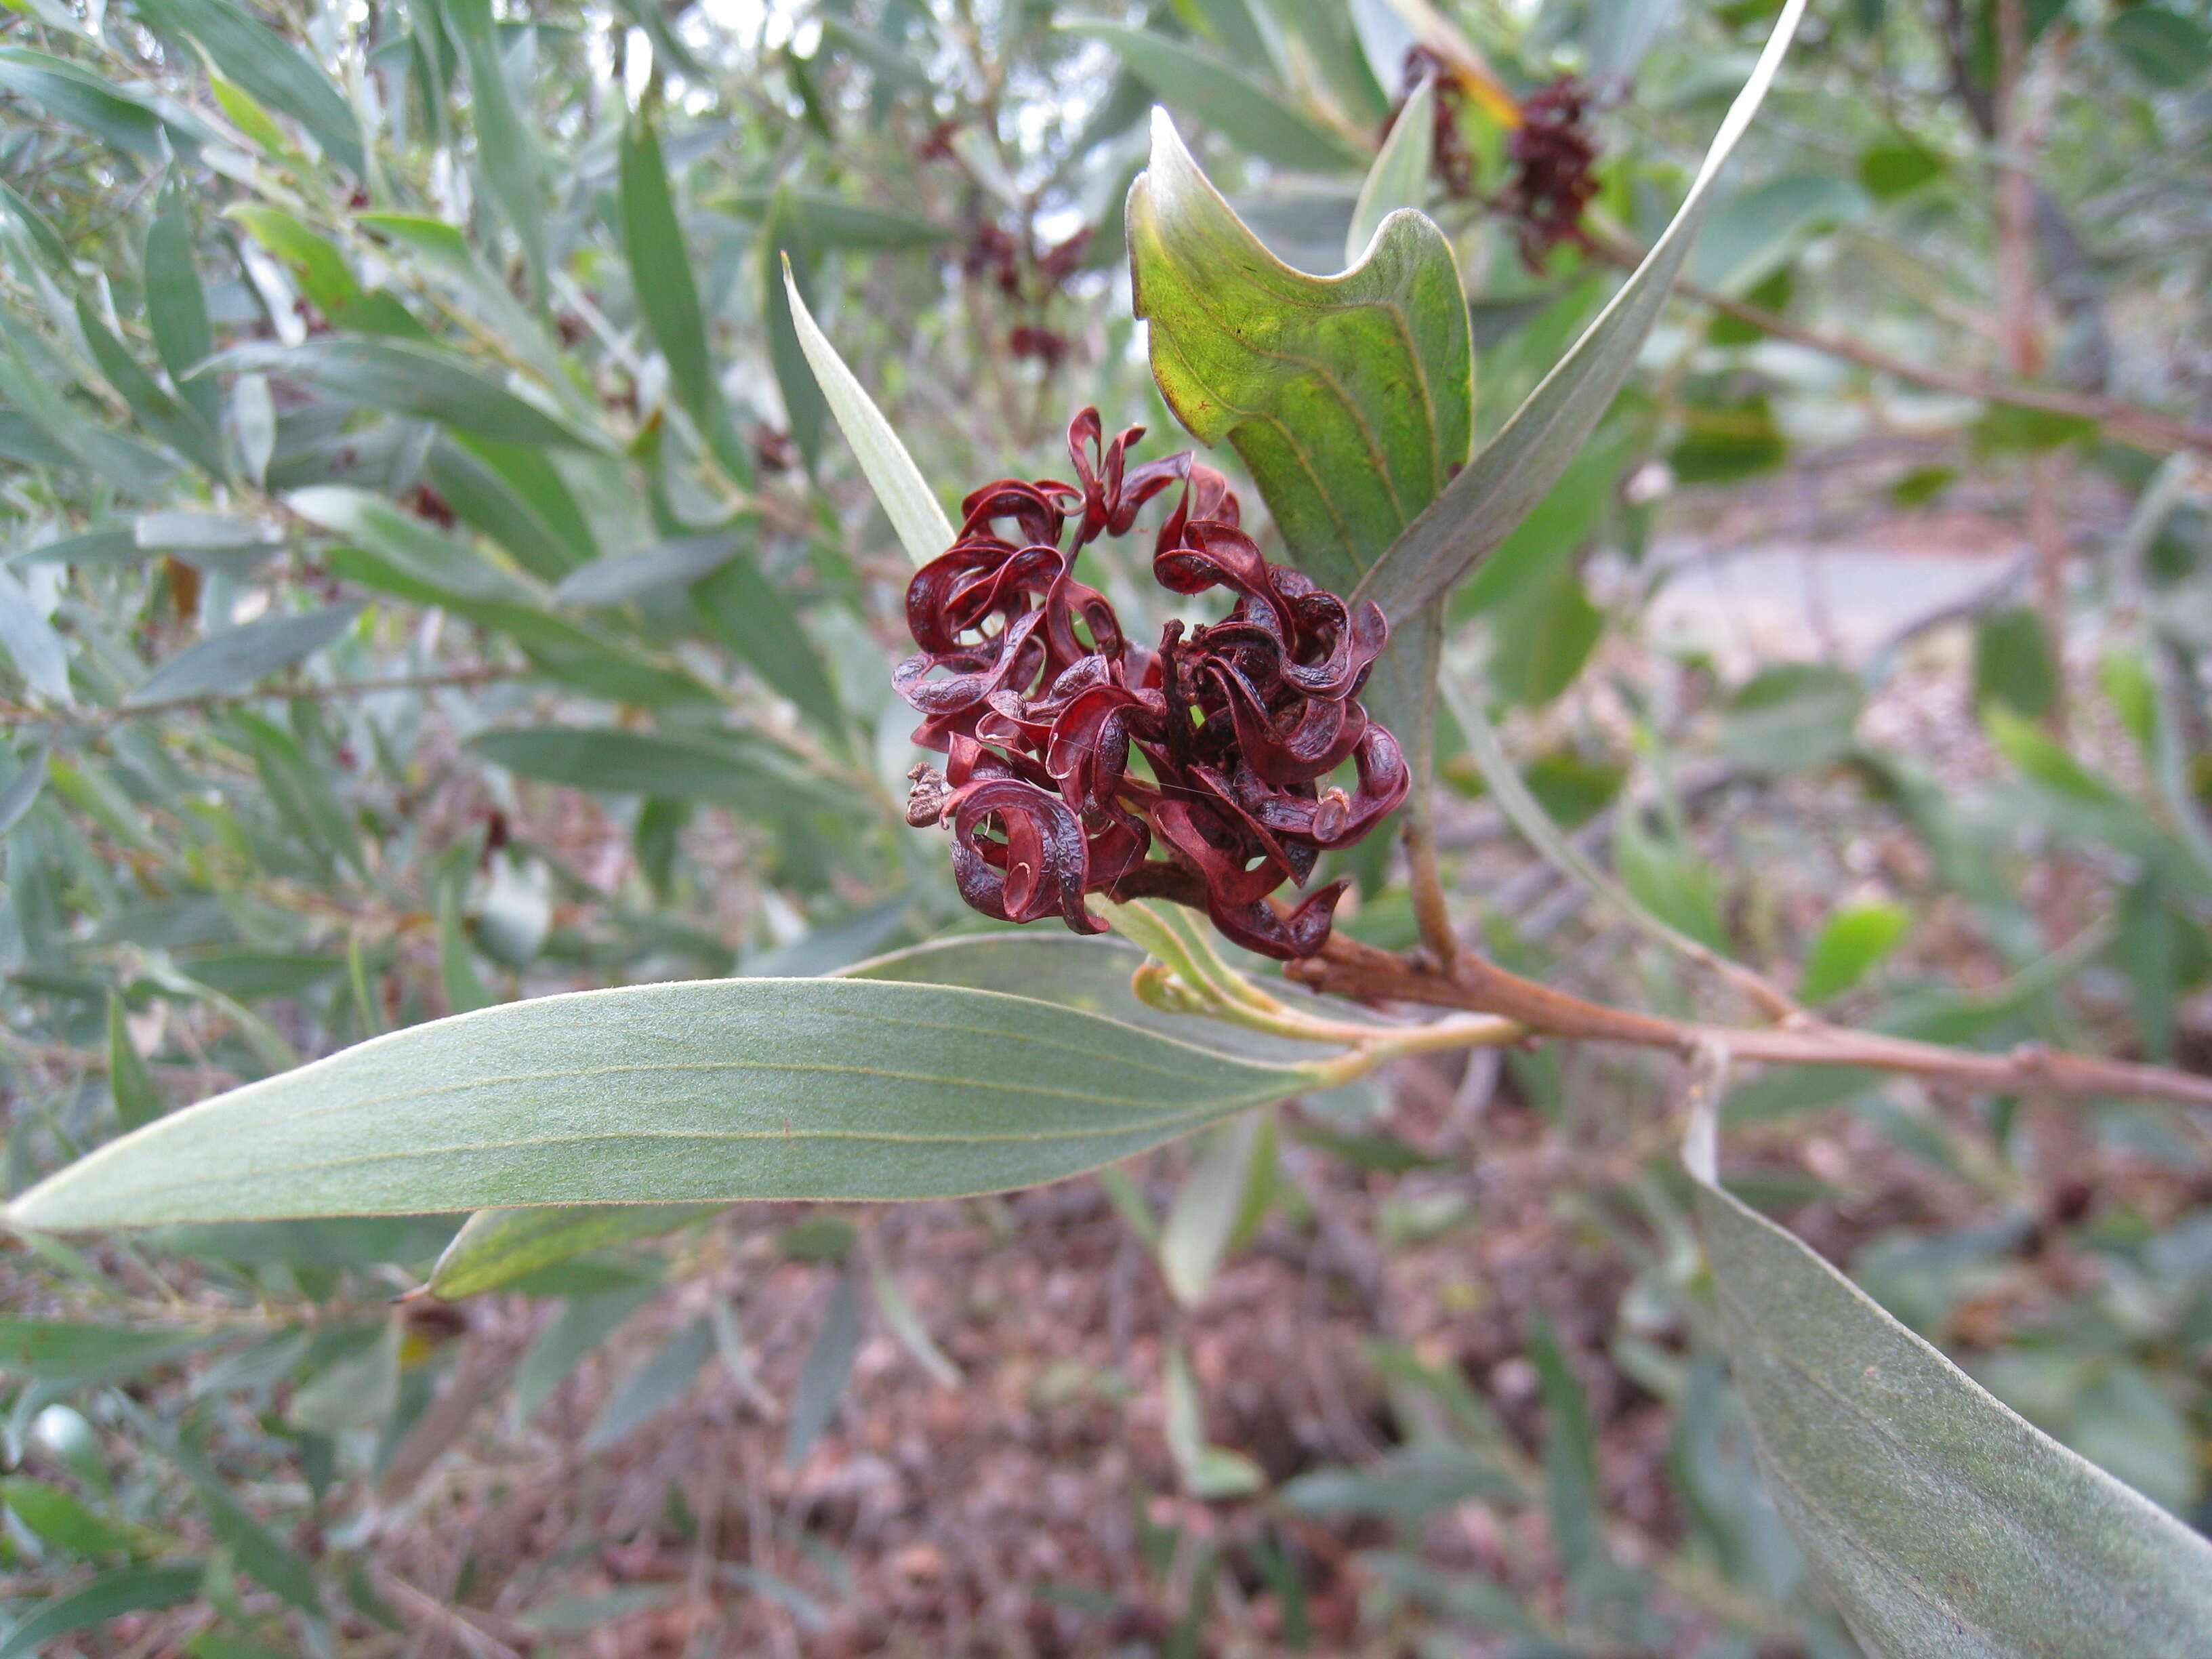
[1584,232,2212,456]
[1290,930,2212,1109]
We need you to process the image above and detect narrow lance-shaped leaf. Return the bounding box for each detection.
[144,197,219,433]
[134,0,363,172]
[1347,77,1435,268]
[1683,1095,2212,1656]
[430,1203,720,1298]
[207,340,605,451]
[1353,0,1809,625]
[108,993,161,1131]
[3,979,1338,1229]
[785,1263,864,1467]
[123,602,361,707]
[781,254,953,569]
[764,193,826,468]
[1067,30,1368,173]
[619,115,715,428]
[0,560,70,702]
[444,0,546,297]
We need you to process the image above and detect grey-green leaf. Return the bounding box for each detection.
[207,340,602,451]
[552,531,741,608]
[3,979,1328,1228]
[1069,33,1368,173]
[134,0,363,172]
[431,1203,721,1298]
[619,116,716,428]
[0,1565,203,1659]
[781,255,954,569]
[1346,77,1434,267]
[470,725,815,806]
[1688,1119,2212,1656]
[1351,0,1809,626]
[785,1263,864,1467]
[123,602,361,707]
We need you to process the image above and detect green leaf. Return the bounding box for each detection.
[1486,564,1601,707]
[1973,606,2059,722]
[165,1437,321,1614]
[237,708,364,876]
[72,297,226,476]
[1067,28,1367,172]
[586,1316,715,1451]
[226,206,424,337]
[764,199,826,467]
[288,1321,399,1433]
[134,0,363,171]
[1159,1111,1270,1306]
[1685,1114,2212,1657]
[0,745,49,835]
[1128,110,1471,601]
[724,191,945,251]
[779,255,952,568]
[288,485,537,607]
[1717,661,1863,774]
[785,1265,864,1466]
[0,1564,203,1659]
[1799,901,1912,1004]
[0,1319,211,1386]
[1,1477,140,1559]
[436,880,495,1015]
[470,725,817,806]
[552,531,741,608]
[690,552,846,739]
[1162,1345,1265,1498]
[445,0,546,295]
[144,199,218,432]
[844,932,1353,1070]
[1279,1446,1522,1517]
[0,49,177,158]
[1613,801,1727,952]
[3,979,1330,1228]
[0,561,70,701]
[514,1283,660,1421]
[1856,139,1944,201]
[123,603,361,707]
[1351,0,1809,626]
[207,340,602,451]
[2109,6,2212,87]
[108,992,162,1130]
[619,115,715,429]
[430,1203,720,1298]
[867,1249,960,1387]
[1345,77,1434,268]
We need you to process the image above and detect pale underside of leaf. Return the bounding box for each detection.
[1686,1113,2212,1656]
[5,979,1324,1230]
[780,255,953,569]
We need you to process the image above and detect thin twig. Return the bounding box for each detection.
[0,665,529,734]
[1287,931,2212,1108]
[1580,228,2212,457]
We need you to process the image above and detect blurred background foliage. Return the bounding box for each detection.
[0,0,2209,1651]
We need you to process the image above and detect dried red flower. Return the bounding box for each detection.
[895,411,1409,959]
[1503,77,1602,271]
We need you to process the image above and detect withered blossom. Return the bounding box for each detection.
[1503,77,1602,271]
[895,411,1409,959]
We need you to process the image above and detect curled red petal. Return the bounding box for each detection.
[947,776,1103,935]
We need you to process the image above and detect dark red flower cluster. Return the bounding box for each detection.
[896,411,1409,960]
[1503,77,1602,271]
